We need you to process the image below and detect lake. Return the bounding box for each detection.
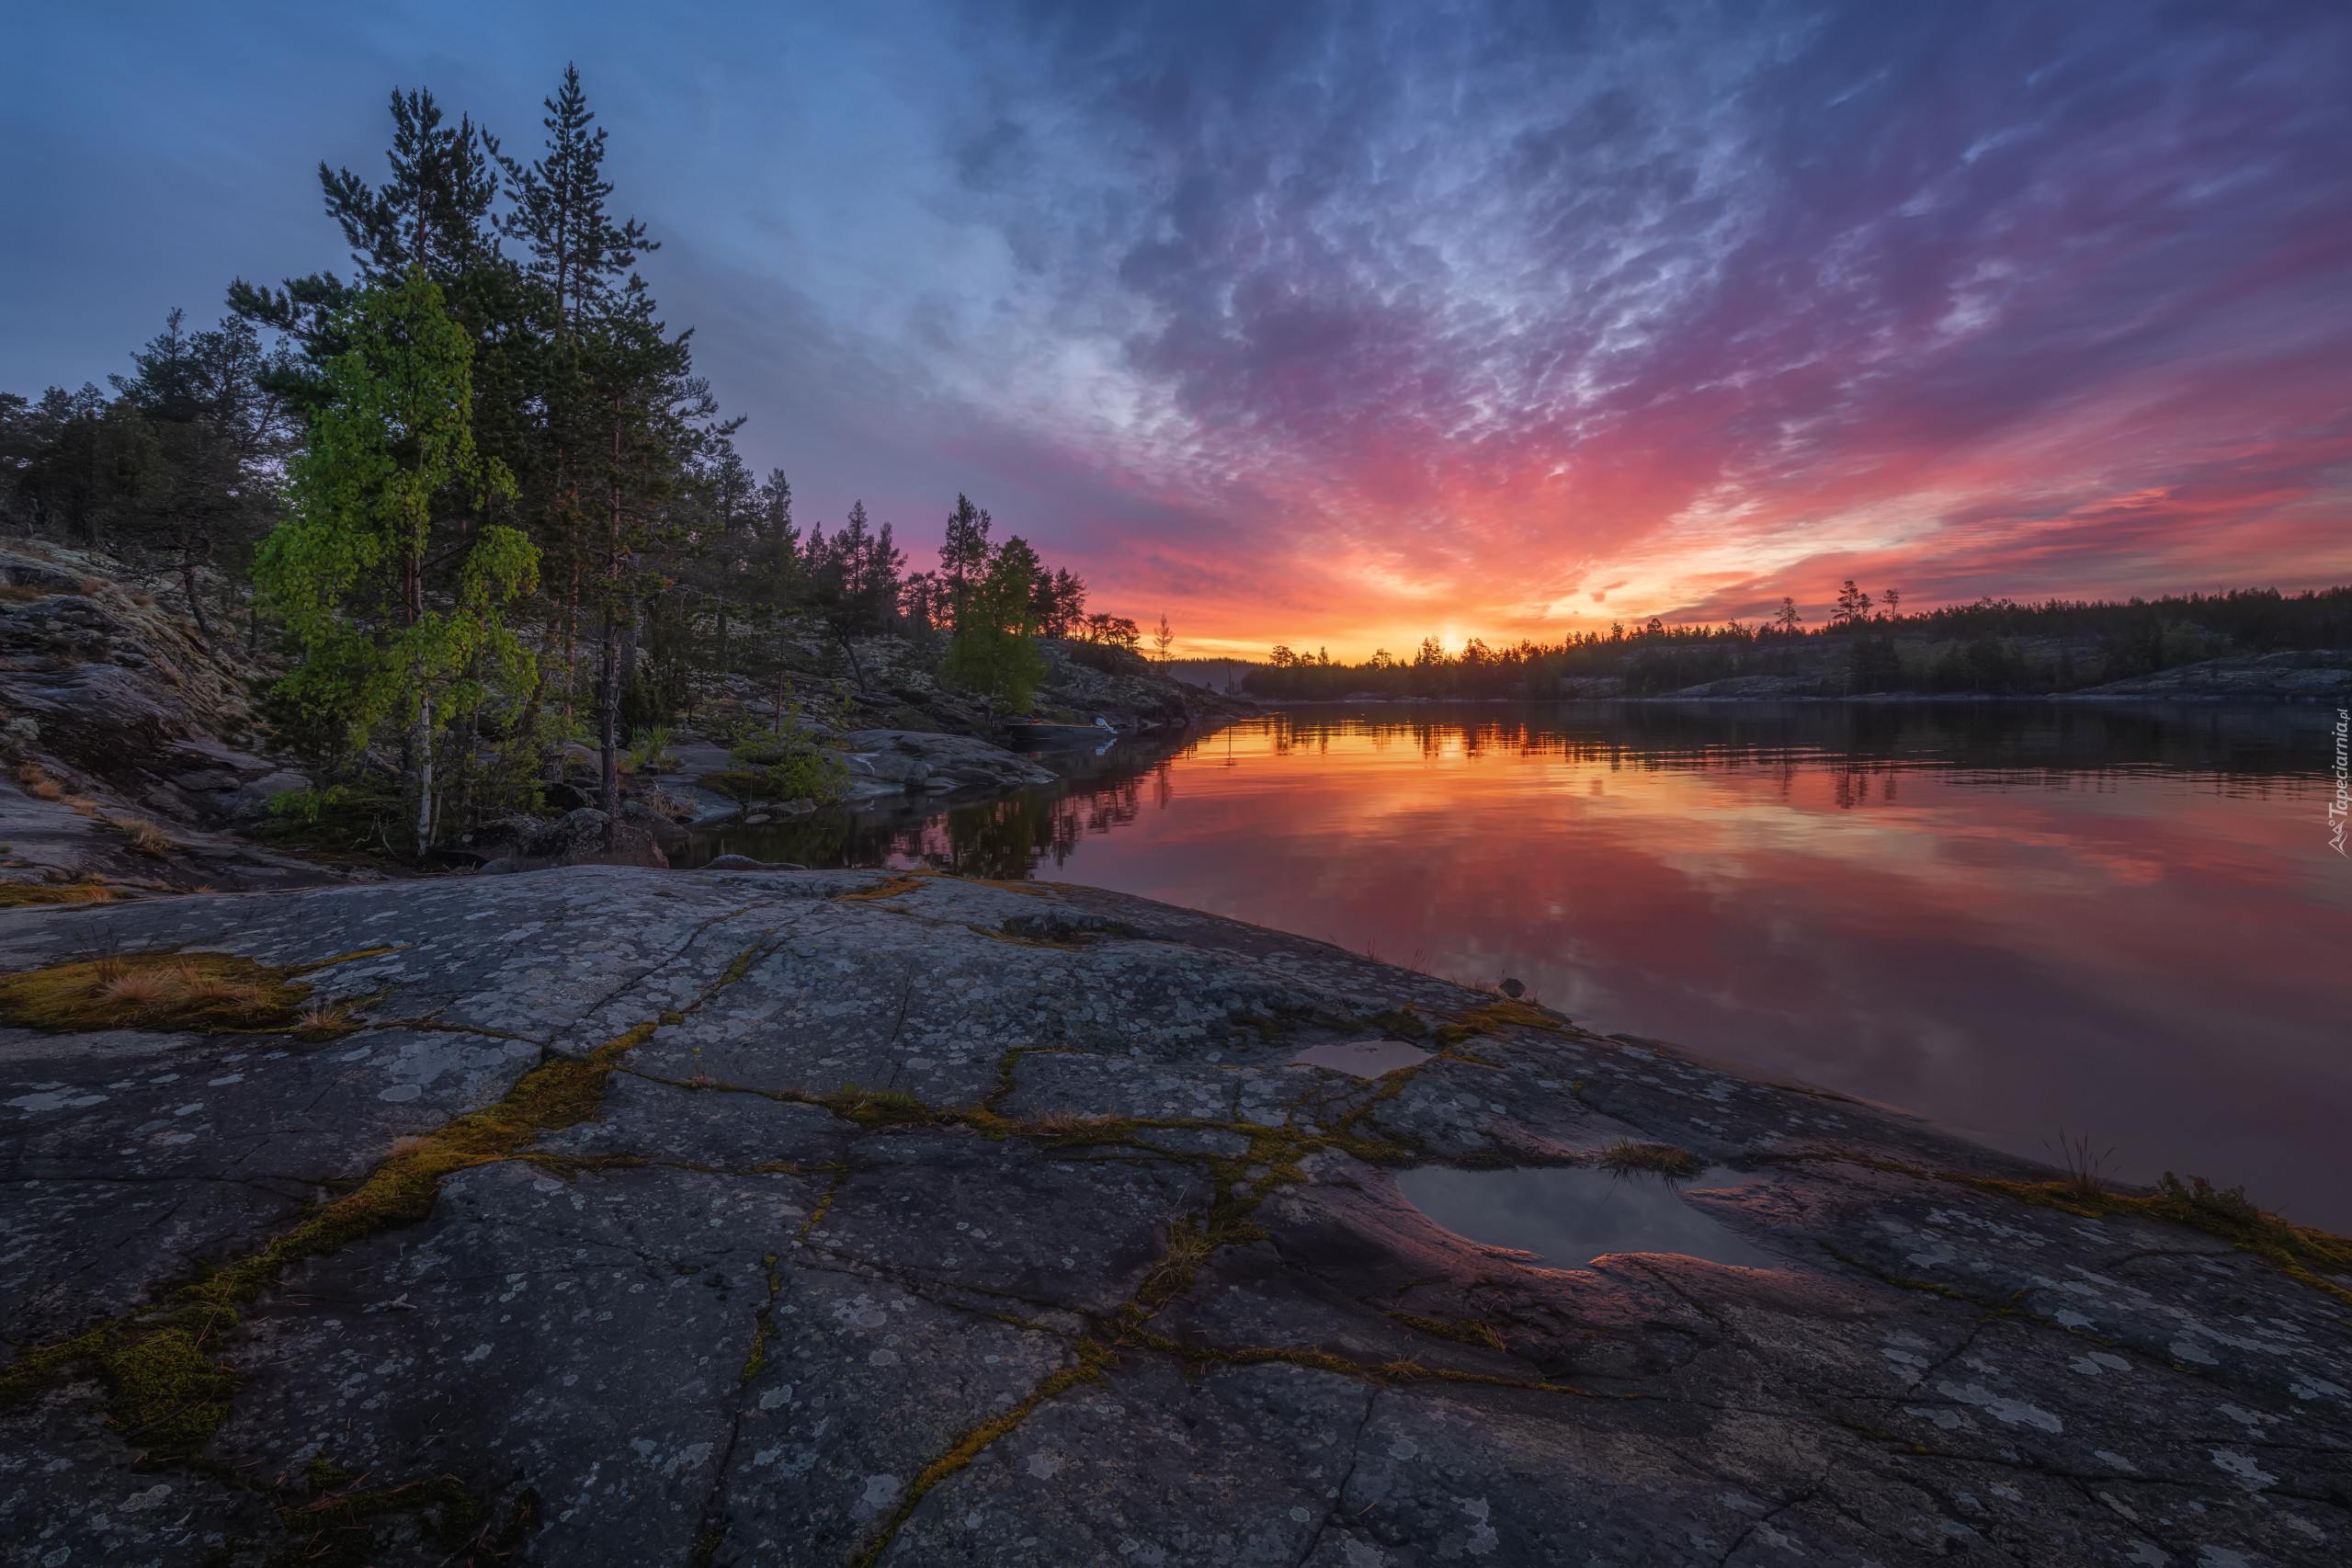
[686,700,2351,1232]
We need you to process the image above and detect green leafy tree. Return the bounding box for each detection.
[254,269,536,852]
[940,536,1047,714]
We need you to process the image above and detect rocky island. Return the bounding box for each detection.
[3,867,2346,1566]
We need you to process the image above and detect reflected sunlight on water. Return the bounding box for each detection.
[686,701,2350,1229]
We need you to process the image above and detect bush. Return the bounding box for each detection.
[2157,1172,2264,1225]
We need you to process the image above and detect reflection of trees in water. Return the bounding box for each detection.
[695,703,2322,874]
[886,763,1164,880]
[1251,700,2329,786]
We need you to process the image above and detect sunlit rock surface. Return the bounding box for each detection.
[1,868,2344,1566]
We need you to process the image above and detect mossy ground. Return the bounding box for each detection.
[0,933,775,1490]
[0,946,395,1036]
[0,879,125,908]
[1778,1148,2352,1312]
[1966,1174,2352,1309]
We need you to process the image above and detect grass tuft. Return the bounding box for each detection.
[822,1080,941,1128]
[0,879,121,908]
[0,949,319,1034]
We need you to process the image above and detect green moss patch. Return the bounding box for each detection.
[833,872,929,903]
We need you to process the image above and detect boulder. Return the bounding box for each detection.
[619,798,691,851]
[473,808,668,873]
[0,869,2340,1567]
[845,729,1055,790]
[541,779,597,812]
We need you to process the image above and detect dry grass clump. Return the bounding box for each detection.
[1136,1218,1221,1306]
[294,1003,350,1034]
[2046,1129,2115,1198]
[0,880,119,908]
[96,969,183,1008]
[0,949,319,1034]
[1597,1139,1707,1179]
[0,583,43,604]
[173,964,272,1008]
[111,818,181,857]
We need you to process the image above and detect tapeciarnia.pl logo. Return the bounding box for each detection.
[2331,707,2348,857]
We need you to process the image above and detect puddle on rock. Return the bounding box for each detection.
[1392,1165,1778,1269]
[1289,1040,1433,1079]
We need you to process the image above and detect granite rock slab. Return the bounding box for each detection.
[0,866,2342,1566]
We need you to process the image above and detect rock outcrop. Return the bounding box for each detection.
[460,808,670,873]
[1,870,2344,1566]
[2066,650,2352,702]
[843,729,1059,796]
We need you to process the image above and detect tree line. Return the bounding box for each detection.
[0,69,1152,850]
[1245,581,2351,700]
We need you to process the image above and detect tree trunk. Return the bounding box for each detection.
[414,696,436,853]
[179,558,215,644]
[599,609,620,824]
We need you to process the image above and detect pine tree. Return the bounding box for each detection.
[938,494,993,621]
[319,88,504,282]
[940,537,1047,714]
[1834,580,1873,627]
[495,64,652,333]
[802,500,905,690]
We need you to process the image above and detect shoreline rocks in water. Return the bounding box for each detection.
[0,869,2344,1565]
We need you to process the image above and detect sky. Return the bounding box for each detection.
[6,1,2348,658]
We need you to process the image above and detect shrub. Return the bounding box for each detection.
[2157,1171,2264,1225]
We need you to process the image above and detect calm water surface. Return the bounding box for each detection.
[1392,1165,1778,1270]
[688,701,2350,1230]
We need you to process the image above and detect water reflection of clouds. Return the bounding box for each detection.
[1108,707,2352,1229]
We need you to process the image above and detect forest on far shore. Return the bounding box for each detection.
[1241,581,2352,701]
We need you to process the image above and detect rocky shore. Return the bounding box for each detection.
[0,540,1246,892]
[2,869,2345,1565]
